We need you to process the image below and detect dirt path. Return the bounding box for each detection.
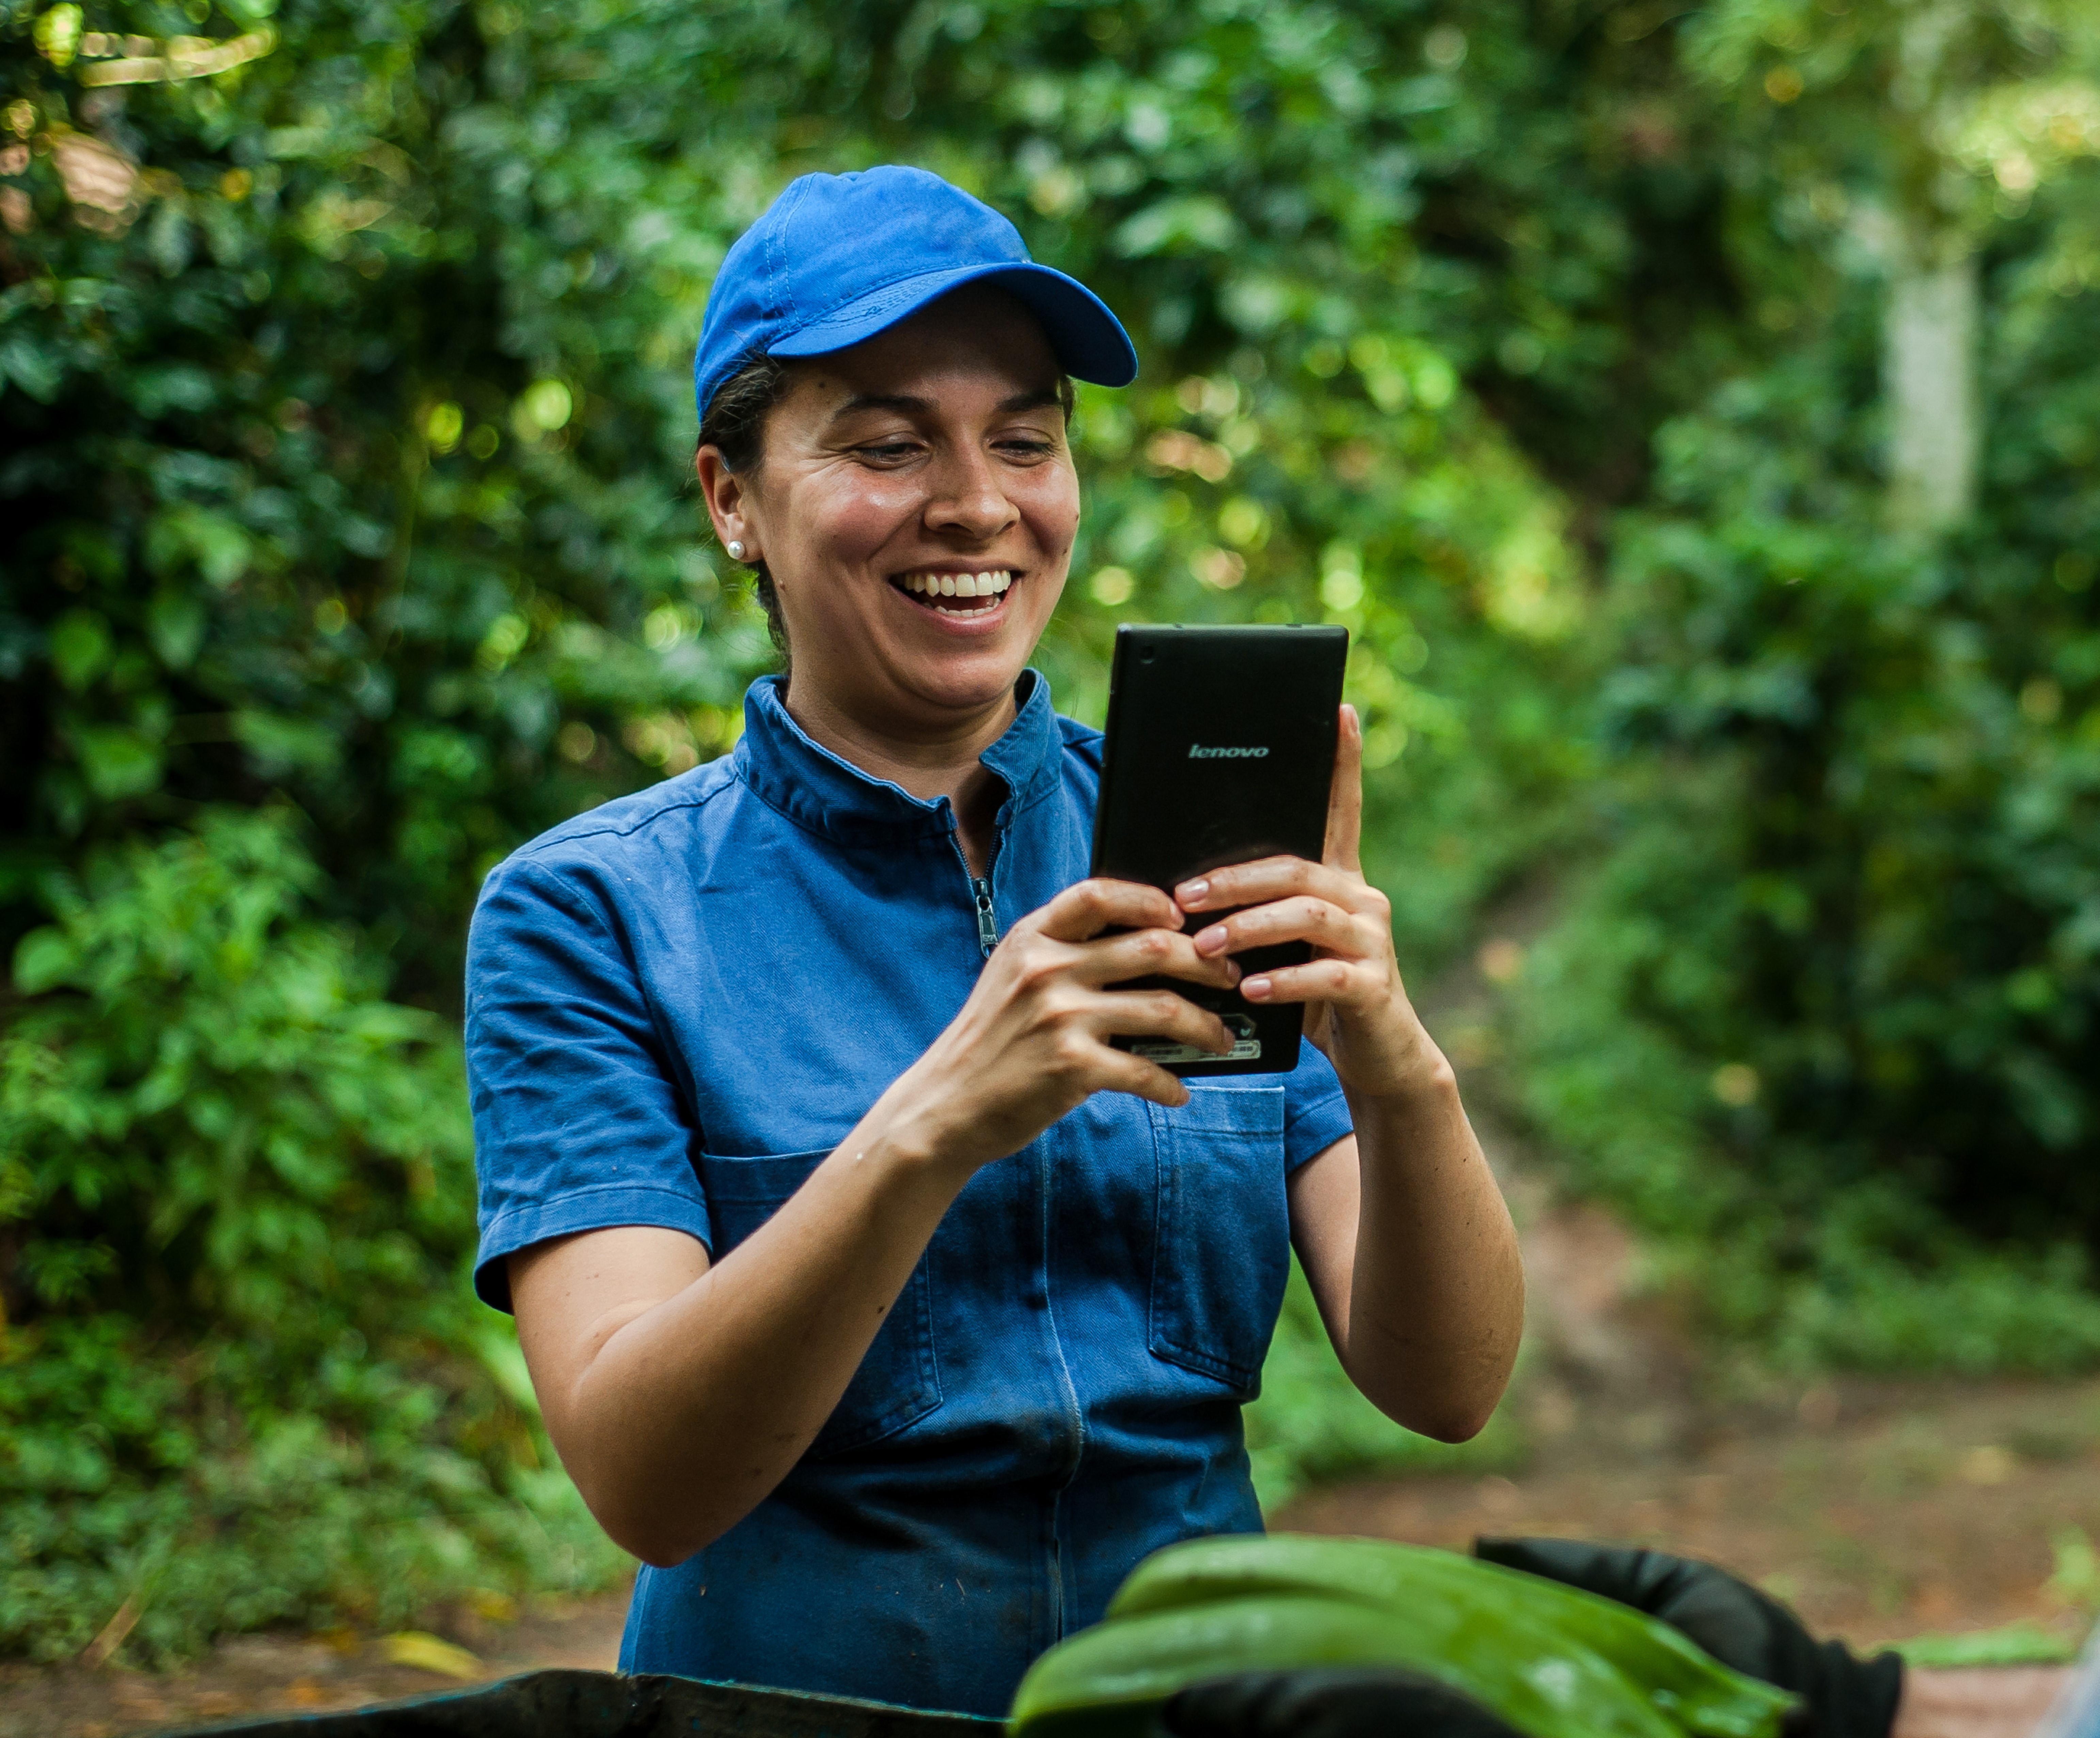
[1277,1374,2100,1653]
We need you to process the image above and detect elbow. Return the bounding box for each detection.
[549,1413,719,1567]
[556,1417,763,1566]
[569,1472,712,1569]
[581,1467,753,1567]
[616,1511,691,1569]
[1406,1347,1521,1443]
[1399,1397,1499,1445]
[1349,1356,1511,1445]
[598,1502,711,1569]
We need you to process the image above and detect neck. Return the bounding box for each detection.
[780,677,1021,875]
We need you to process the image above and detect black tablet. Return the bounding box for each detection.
[1089,622,1350,1078]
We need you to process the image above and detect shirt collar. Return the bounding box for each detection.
[733,669,1062,849]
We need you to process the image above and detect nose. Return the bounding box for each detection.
[923,442,1018,543]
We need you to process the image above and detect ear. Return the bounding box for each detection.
[695,445,757,562]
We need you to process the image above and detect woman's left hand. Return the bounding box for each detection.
[1175,704,1446,1102]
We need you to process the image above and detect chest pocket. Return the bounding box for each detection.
[696,1148,942,1460]
[1146,1086,1292,1394]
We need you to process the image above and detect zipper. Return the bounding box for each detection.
[946,798,1000,960]
[969,875,999,958]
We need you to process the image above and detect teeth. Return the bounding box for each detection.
[897,570,1013,602]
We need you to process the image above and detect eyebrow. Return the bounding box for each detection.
[831,392,931,420]
[827,386,1064,425]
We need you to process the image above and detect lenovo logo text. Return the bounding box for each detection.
[1187,745,1270,760]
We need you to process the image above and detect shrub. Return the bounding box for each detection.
[0,811,622,1661]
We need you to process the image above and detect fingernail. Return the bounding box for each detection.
[1195,925,1228,956]
[1178,878,1209,906]
[1242,976,1272,1001]
[1225,959,1243,985]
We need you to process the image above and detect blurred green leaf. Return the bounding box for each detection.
[12,927,75,996]
[47,611,111,692]
[70,726,163,801]
[1894,1624,2079,1668]
[144,507,251,591]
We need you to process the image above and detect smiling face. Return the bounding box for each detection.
[696,284,1079,745]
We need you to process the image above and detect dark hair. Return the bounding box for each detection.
[699,350,795,659]
[698,350,1079,662]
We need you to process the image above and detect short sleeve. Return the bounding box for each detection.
[465,858,713,1311]
[1281,1040,1354,1173]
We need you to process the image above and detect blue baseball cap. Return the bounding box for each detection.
[693,165,1139,425]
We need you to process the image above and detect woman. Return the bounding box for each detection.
[466,165,1523,1716]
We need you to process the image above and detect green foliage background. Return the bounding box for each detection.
[1,0,2096,1662]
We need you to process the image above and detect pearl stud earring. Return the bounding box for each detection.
[727,540,745,560]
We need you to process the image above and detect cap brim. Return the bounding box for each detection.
[768,261,1138,387]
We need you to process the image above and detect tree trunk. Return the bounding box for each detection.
[1885,245,1979,533]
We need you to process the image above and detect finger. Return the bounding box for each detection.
[1087,985,1236,1055]
[1325,702,1364,876]
[1178,855,1377,920]
[1187,897,1377,962]
[1071,926,1242,991]
[1090,1050,1195,1109]
[1238,956,1385,1007]
[1034,877,1183,944]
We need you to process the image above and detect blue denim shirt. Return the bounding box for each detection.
[466,670,1355,1716]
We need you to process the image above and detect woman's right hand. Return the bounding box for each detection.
[866,878,1242,1177]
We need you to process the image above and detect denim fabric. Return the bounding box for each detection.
[465,671,1355,1716]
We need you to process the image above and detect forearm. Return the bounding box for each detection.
[1172,719,1525,1439]
[548,1126,964,1564]
[1341,1063,1525,1440]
